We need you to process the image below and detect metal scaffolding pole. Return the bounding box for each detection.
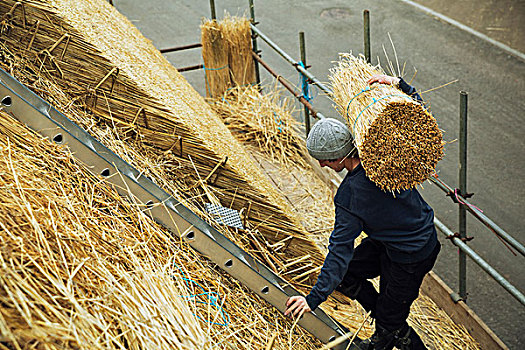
[434,218,525,306]
[459,91,468,300]
[299,31,311,136]
[209,0,217,20]
[250,24,332,95]
[251,52,325,120]
[429,176,525,257]
[363,10,371,64]
[249,0,261,87]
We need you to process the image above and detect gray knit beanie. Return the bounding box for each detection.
[306,118,356,160]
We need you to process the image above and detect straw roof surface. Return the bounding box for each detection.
[0,0,326,284]
[330,54,444,192]
[211,84,310,169]
[0,110,323,349]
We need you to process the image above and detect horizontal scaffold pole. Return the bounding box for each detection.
[434,217,525,306]
[250,24,332,96]
[430,176,525,257]
[251,51,325,120]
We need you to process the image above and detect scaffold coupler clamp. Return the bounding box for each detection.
[446,188,474,203]
[446,232,474,243]
[450,291,467,303]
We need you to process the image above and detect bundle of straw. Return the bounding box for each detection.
[330,54,444,192]
[201,19,232,97]
[221,14,256,86]
[0,0,327,284]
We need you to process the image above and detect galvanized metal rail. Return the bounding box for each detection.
[0,68,361,349]
[250,23,332,96]
[434,218,525,306]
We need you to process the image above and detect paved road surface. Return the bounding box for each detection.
[115,1,524,347]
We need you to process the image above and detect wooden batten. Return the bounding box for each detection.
[422,271,508,349]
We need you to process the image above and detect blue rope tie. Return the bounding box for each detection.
[203,63,230,98]
[172,263,230,327]
[345,86,374,118]
[273,112,283,133]
[352,93,413,134]
[298,61,312,102]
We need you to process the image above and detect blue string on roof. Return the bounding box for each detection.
[173,262,230,327]
[273,112,283,133]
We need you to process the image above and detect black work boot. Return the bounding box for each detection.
[359,324,396,350]
[394,325,427,350]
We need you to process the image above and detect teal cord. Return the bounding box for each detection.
[173,263,230,327]
[352,94,412,134]
[203,63,229,98]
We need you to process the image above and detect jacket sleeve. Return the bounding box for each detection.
[305,204,363,311]
[398,77,424,105]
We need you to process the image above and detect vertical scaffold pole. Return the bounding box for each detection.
[459,91,468,301]
[363,10,371,64]
[209,0,217,20]
[249,0,261,87]
[299,31,311,137]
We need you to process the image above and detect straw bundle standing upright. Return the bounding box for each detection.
[330,54,444,192]
[221,15,256,86]
[201,15,256,97]
[201,19,231,98]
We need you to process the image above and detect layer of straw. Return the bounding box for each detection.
[0,0,326,284]
[211,84,310,169]
[0,109,323,350]
[330,54,444,192]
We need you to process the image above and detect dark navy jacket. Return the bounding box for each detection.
[305,78,437,311]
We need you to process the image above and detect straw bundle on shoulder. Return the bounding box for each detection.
[330,53,444,192]
[201,19,232,98]
[221,14,256,86]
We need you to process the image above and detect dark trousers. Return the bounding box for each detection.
[337,238,440,342]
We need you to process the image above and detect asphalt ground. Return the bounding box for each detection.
[114,1,524,347]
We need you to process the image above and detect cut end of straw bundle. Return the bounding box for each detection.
[330,54,444,192]
[361,101,444,191]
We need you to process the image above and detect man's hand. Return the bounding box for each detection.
[284,296,311,318]
[367,74,400,87]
